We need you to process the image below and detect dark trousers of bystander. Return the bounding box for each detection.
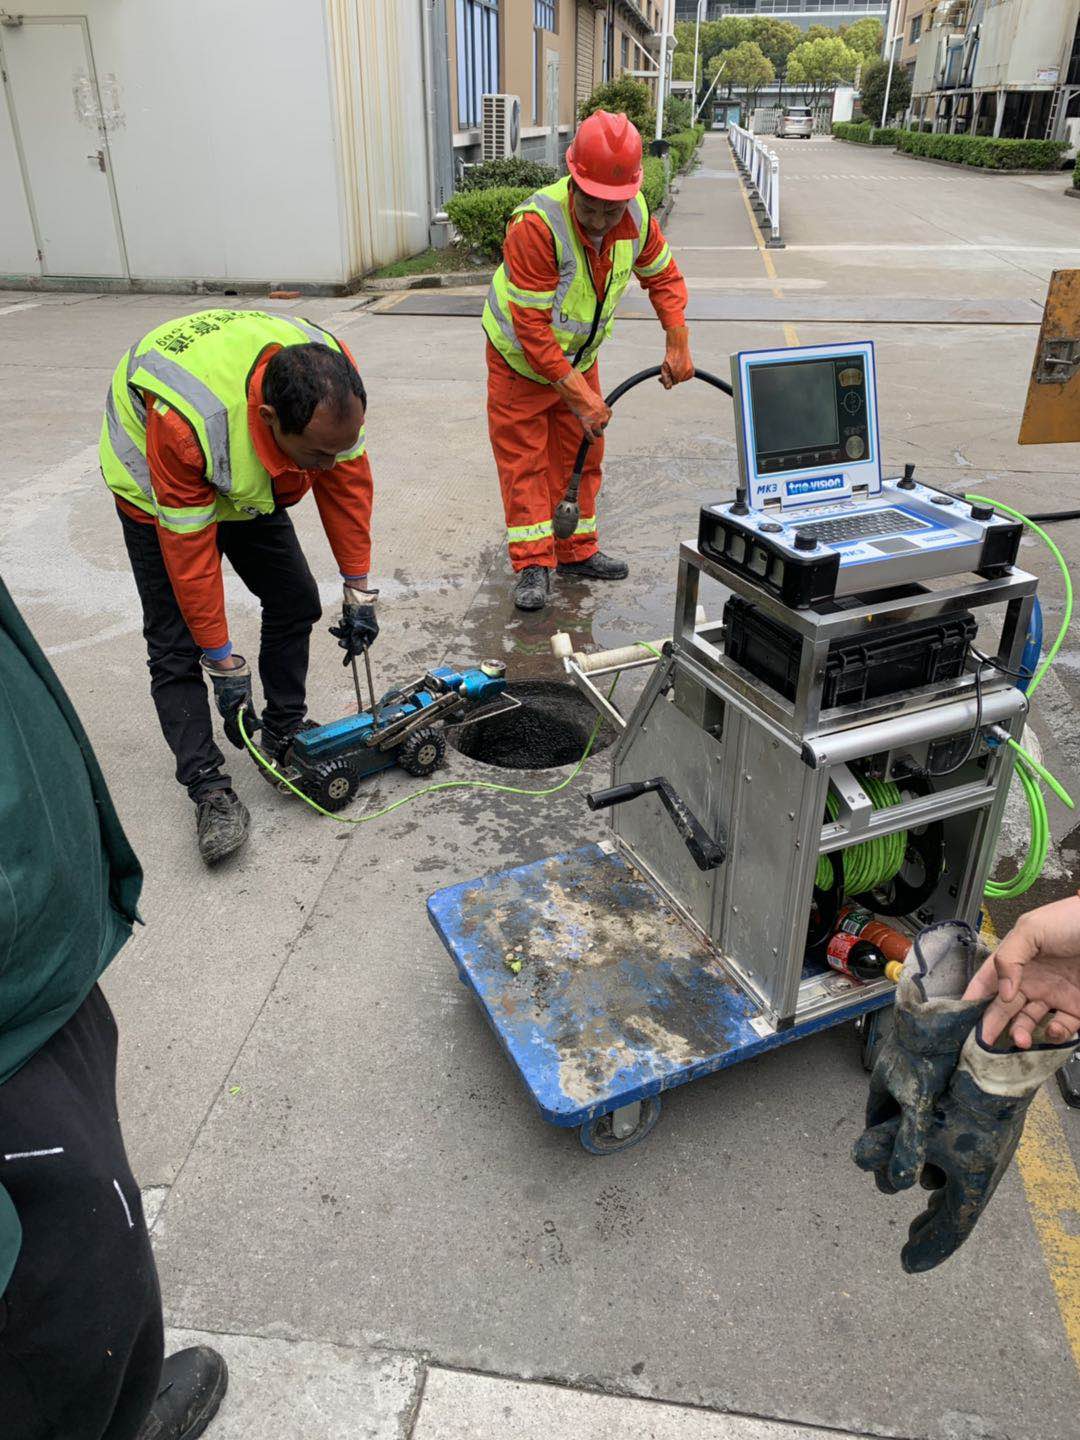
[118,505,322,802]
[0,985,163,1440]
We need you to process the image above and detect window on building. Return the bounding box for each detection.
[533,2,558,123]
[621,33,630,75]
[456,0,499,130]
[909,15,922,43]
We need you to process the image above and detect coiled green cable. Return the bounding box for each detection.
[814,776,907,895]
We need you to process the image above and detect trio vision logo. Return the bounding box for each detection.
[786,474,845,497]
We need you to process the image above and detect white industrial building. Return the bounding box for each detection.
[908,0,1080,140]
[0,1,453,291]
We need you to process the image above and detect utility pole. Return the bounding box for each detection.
[691,0,706,111]
[880,0,899,128]
[655,0,674,141]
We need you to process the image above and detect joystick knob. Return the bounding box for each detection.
[794,530,818,552]
[970,504,994,522]
[731,486,750,516]
[898,463,916,491]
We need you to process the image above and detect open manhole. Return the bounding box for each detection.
[448,680,616,771]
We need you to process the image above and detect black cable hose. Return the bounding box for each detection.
[567,366,733,489]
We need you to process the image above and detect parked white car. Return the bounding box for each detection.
[777,106,813,139]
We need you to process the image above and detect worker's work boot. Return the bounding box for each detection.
[513,565,550,612]
[557,551,629,581]
[195,788,250,866]
[135,1345,228,1440]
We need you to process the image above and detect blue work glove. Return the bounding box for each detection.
[852,921,987,1194]
[328,584,379,664]
[201,653,260,749]
[899,1021,1079,1272]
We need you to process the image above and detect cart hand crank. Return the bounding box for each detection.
[586,778,728,871]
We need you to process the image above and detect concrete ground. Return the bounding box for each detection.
[2,131,1080,1438]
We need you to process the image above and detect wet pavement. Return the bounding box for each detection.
[2,131,1079,1437]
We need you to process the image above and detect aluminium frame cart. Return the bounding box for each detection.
[428,540,1033,1153]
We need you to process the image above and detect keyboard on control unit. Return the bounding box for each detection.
[794,508,929,546]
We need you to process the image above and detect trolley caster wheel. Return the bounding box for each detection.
[857,1006,895,1073]
[398,727,446,778]
[304,757,360,812]
[579,1097,661,1155]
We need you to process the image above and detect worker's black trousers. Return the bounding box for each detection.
[0,986,164,1440]
[118,504,322,802]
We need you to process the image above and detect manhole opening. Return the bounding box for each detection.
[448,680,616,771]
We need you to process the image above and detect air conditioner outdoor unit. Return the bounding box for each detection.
[482,93,522,161]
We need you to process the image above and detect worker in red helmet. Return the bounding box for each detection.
[482,109,693,611]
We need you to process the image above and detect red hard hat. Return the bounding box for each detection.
[566,110,643,201]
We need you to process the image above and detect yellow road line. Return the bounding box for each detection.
[982,913,1080,1371]
[730,147,799,347]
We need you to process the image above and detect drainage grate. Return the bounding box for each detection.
[448,680,615,771]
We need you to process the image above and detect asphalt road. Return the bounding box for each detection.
[1,131,1079,1438]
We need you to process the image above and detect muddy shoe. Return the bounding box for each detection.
[513,565,550,611]
[557,552,629,581]
[195,789,250,866]
[135,1345,228,1440]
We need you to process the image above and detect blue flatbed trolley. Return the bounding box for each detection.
[428,842,895,1153]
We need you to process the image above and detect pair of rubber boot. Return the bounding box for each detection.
[513,552,629,612]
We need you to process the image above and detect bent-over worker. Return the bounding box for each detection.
[482,109,694,612]
[100,309,379,865]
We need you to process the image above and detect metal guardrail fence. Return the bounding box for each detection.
[729,124,783,248]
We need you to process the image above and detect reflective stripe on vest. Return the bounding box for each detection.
[483,178,649,384]
[99,310,361,532]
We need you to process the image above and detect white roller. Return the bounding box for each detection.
[573,640,666,673]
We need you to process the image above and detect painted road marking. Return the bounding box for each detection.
[730,148,800,348]
[982,913,1080,1373]
[0,302,40,318]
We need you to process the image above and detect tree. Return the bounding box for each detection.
[747,18,802,71]
[804,25,837,45]
[578,75,654,140]
[716,40,775,108]
[860,57,912,125]
[786,36,859,106]
[842,18,885,60]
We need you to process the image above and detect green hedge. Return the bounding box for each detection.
[665,127,704,173]
[896,130,1065,170]
[832,121,872,143]
[832,122,900,146]
[457,157,556,192]
[1074,155,1080,189]
[445,185,532,258]
[642,155,667,213]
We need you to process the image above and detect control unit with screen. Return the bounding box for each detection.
[696,340,1023,606]
[735,341,881,509]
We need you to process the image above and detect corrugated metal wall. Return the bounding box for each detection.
[326,0,431,277]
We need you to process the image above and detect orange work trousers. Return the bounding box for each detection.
[486,344,602,571]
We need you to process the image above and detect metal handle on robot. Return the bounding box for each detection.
[586,777,727,872]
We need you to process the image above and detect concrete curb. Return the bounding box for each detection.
[886,150,1063,177]
[362,267,496,293]
[1065,187,1080,201]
